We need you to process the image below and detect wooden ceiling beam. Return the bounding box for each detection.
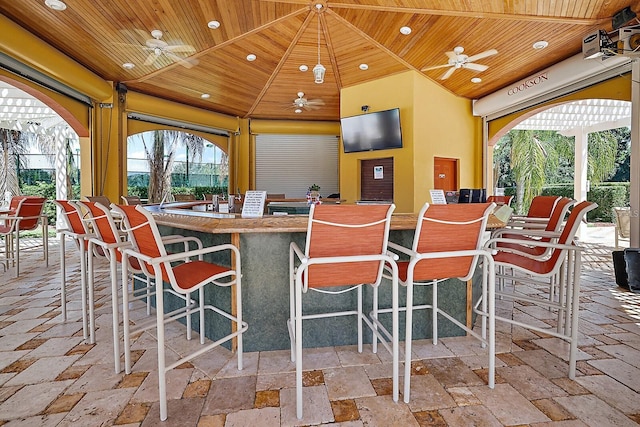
[130,6,309,84]
[327,9,418,73]
[245,11,315,118]
[329,2,610,25]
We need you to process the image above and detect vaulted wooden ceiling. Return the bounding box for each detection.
[1,0,637,122]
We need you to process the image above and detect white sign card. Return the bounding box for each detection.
[373,166,384,179]
[241,190,267,218]
[429,189,447,205]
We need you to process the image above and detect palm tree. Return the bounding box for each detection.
[135,130,207,203]
[0,129,31,199]
[498,128,620,214]
[510,130,551,214]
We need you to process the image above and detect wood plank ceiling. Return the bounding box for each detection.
[0,0,637,122]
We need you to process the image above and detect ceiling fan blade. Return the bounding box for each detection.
[143,53,157,66]
[308,99,325,106]
[464,62,489,72]
[165,51,198,68]
[440,67,457,80]
[466,49,497,63]
[421,63,453,71]
[165,44,196,53]
[444,50,458,60]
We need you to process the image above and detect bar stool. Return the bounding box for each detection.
[288,203,399,420]
[486,200,598,379]
[383,202,496,402]
[53,200,96,343]
[114,204,247,421]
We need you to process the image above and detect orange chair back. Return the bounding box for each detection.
[8,195,27,213]
[487,195,513,206]
[115,204,169,280]
[14,196,46,231]
[498,197,575,256]
[122,196,142,205]
[54,200,91,250]
[305,204,394,288]
[86,196,111,208]
[80,201,123,258]
[543,197,574,234]
[411,203,494,281]
[495,201,597,275]
[527,195,561,218]
[55,200,85,234]
[549,201,597,264]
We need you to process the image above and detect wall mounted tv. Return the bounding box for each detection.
[340,108,403,153]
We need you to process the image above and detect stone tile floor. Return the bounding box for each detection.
[0,233,639,426]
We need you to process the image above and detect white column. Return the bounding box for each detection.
[573,128,589,203]
[573,128,589,239]
[54,129,68,230]
[630,61,640,247]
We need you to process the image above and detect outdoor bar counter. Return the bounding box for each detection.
[146,202,485,352]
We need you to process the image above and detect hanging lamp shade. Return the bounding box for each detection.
[313,4,325,84]
[313,63,325,84]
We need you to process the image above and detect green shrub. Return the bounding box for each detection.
[503,182,629,222]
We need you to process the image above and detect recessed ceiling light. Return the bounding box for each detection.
[246,54,256,61]
[471,77,482,83]
[207,20,220,29]
[400,26,412,35]
[359,63,369,70]
[295,108,302,114]
[122,62,135,70]
[533,40,548,50]
[299,65,308,72]
[45,0,67,10]
[201,93,210,99]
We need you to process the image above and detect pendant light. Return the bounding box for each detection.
[312,4,326,84]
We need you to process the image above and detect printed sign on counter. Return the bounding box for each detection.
[241,191,267,218]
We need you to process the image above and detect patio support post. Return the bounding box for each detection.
[573,127,588,238]
[631,61,640,248]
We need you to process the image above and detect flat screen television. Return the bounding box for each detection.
[340,108,403,153]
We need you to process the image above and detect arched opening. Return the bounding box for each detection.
[126,130,229,203]
[0,77,90,226]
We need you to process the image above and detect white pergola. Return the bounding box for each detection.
[514,98,632,204]
[0,80,78,211]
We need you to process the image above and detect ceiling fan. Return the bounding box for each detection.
[288,92,325,112]
[140,30,198,68]
[422,46,497,80]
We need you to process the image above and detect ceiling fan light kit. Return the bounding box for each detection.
[289,91,325,111]
[313,3,325,84]
[422,45,497,80]
[138,29,198,69]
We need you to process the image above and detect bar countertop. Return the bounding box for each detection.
[146,203,419,234]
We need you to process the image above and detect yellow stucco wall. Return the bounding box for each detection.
[413,72,482,208]
[341,71,481,213]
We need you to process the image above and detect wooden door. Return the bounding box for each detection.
[434,157,458,191]
[361,157,394,201]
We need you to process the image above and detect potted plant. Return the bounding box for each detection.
[307,184,321,204]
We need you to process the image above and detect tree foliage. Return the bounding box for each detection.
[133,130,209,203]
[494,127,628,214]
